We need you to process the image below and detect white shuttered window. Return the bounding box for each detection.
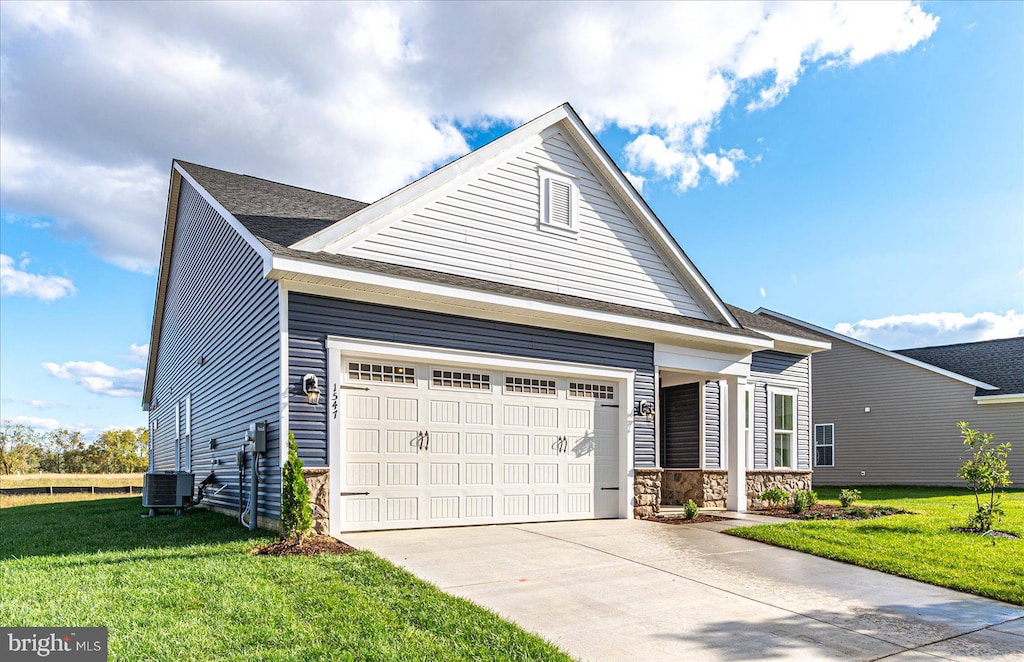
[539,169,579,235]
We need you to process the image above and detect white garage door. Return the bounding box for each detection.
[336,357,621,532]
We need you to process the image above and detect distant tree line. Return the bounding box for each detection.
[0,421,148,475]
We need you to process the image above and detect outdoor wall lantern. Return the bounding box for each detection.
[636,400,655,422]
[302,374,321,405]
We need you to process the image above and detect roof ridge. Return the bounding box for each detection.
[894,336,1024,352]
[174,159,367,206]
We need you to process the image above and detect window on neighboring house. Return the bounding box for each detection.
[814,423,834,467]
[538,169,579,235]
[771,391,795,469]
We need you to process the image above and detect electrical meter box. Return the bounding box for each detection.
[247,422,267,454]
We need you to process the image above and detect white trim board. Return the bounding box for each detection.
[272,261,772,352]
[974,394,1024,405]
[756,308,1000,391]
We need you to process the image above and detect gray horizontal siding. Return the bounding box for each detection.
[812,337,1024,485]
[148,179,281,520]
[288,293,656,467]
[751,350,812,471]
[704,381,721,469]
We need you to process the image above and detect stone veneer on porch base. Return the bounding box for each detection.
[633,468,663,518]
[304,468,330,535]
[661,469,813,508]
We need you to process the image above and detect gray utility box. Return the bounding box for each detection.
[143,471,194,513]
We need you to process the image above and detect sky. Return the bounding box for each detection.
[1,1,1021,436]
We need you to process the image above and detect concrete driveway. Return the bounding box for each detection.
[344,518,1024,661]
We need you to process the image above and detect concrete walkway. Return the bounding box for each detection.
[344,519,1024,661]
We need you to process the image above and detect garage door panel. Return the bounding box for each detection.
[429,463,460,486]
[338,356,622,532]
[346,429,379,453]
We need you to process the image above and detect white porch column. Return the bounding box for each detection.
[725,375,748,512]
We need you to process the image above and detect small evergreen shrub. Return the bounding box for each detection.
[281,431,312,541]
[839,488,862,508]
[759,486,788,507]
[791,489,818,514]
[683,499,700,520]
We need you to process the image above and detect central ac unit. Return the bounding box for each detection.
[143,471,194,515]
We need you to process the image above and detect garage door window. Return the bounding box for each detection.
[569,382,615,399]
[504,376,557,396]
[348,362,416,384]
[432,369,491,390]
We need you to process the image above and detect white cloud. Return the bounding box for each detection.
[0,2,938,270]
[623,172,646,194]
[834,311,1024,349]
[42,360,145,398]
[0,253,76,301]
[4,415,62,431]
[127,343,149,363]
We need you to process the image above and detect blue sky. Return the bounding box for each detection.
[1,1,1021,435]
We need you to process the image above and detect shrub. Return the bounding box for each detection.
[957,421,1012,532]
[839,488,862,508]
[791,489,818,514]
[759,486,788,507]
[281,431,312,541]
[683,499,699,520]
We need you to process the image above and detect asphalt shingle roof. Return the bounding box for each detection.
[175,160,770,343]
[895,337,1024,396]
[726,305,826,342]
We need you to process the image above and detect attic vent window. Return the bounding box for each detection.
[539,169,579,236]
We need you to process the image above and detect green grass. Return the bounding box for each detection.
[729,486,1024,605]
[0,497,569,661]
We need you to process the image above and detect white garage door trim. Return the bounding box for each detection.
[326,337,636,536]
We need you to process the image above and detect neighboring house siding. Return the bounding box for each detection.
[148,180,281,519]
[812,338,1024,485]
[703,381,720,468]
[344,130,711,320]
[702,351,811,471]
[288,292,656,467]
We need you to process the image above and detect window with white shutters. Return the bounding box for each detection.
[814,423,834,467]
[539,169,579,234]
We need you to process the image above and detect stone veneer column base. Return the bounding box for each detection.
[633,468,663,519]
[303,468,330,535]
[662,468,812,509]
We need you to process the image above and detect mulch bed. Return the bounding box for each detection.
[752,504,910,521]
[253,534,357,556]
[949,527,1019,540]
[646,514,728,525]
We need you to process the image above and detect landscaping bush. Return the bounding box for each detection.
[839,488,862,508]
[956,421,1012,532]
[281,432,312,541]
[791,490,818,514]
[683,499,699,520]
[759,486,788,507]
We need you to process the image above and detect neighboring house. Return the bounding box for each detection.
[143,103,828,536]
[758,310,1024,486]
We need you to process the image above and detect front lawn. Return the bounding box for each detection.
[728,486,1024,605]
[0,497,568,661]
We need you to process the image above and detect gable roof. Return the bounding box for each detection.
[895,337,1024,397]
[176,160,369,250]
[756,308,1001,392]
[289,103,741,329]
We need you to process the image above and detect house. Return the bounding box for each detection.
[757,310,1024,486]
[143,103,829,536]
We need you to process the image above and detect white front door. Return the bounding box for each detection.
[336,357,621,532]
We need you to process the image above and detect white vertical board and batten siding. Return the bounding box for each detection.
[148,180,282,519]
[343,131,712,320]
[701,350,811,471]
